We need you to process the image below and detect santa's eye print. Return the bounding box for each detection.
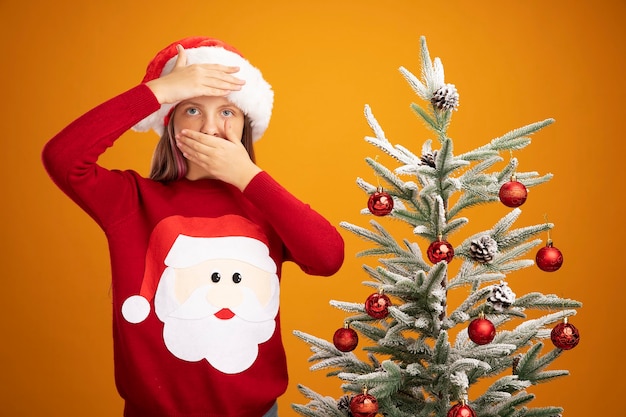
[232,272,242,283]
[211,272,221,283]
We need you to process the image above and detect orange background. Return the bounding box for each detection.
[1,1,624,416]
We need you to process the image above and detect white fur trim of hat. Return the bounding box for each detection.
[164,234,277,273]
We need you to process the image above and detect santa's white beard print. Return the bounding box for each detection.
[156,279,279,374]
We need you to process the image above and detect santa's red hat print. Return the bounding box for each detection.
[132,36,273,142]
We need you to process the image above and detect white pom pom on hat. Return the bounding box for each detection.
[121,295,151,324]
[132,36,273,142]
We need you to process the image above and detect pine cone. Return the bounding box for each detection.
[431,83,459,111]
[488,281,516,311]
[469,235,498,263]
[420,150,438,168]
[337,395,353,416]
[512,354,522,374]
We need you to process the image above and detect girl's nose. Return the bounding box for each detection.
[201,116,222,137]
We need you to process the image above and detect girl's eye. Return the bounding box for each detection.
[221,109,234,117]
[186,107,200,116]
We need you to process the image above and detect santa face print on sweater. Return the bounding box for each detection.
[121,215,280,374]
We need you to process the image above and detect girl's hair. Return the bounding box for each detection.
[149,110,256,183]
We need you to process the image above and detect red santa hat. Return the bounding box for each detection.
[132,36,273,142]
[121,215,277,324]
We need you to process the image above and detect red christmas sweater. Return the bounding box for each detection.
[42,84,344,417]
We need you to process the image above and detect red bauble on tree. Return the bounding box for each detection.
[536,240,563,272]
[468,314,496,345]
[447,402,477,417]
[350,389,379,417]
[368,187,394,216]
[551,318,580,350]
[365,291,392,319]
[499,176,528,208]
[333,323,358,352]
[427,238,454,264]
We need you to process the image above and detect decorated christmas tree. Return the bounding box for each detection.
[292,36,582,417]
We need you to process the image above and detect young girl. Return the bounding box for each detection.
[42,36,344,417]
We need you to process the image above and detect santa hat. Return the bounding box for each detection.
[121,215,277,324]
[132,36,273,142]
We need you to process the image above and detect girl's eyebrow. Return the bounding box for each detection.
[179,100,202,107]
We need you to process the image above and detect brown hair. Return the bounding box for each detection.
[149,112,256,183]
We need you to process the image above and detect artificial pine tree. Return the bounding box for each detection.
[292,36,582,417]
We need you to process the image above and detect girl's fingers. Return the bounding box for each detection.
[173,44,187,68]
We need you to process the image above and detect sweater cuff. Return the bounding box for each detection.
[243,171,282,200]
[122,84,162,124]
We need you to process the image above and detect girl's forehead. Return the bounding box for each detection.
[180,96,236,107]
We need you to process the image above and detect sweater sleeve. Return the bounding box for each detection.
[243,172,345,277]
[42,84,161,229]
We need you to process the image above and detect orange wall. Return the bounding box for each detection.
[1,1,624,415]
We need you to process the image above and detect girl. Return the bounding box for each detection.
[42,36,344,417]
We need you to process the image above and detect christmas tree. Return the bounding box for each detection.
[292,36,582,417]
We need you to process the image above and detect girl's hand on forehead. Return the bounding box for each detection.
[146,44,246,104]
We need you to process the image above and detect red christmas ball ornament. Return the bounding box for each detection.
[551,319,580,350]
[365,292,392,319]
[427,239,454,264]
[368,187,394,216]
[350,390,379,417]
[468,315,496,345]
[447,402,477,417]
[333,324,359,352]
[536,240,563,272]
[499,178,528,208]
